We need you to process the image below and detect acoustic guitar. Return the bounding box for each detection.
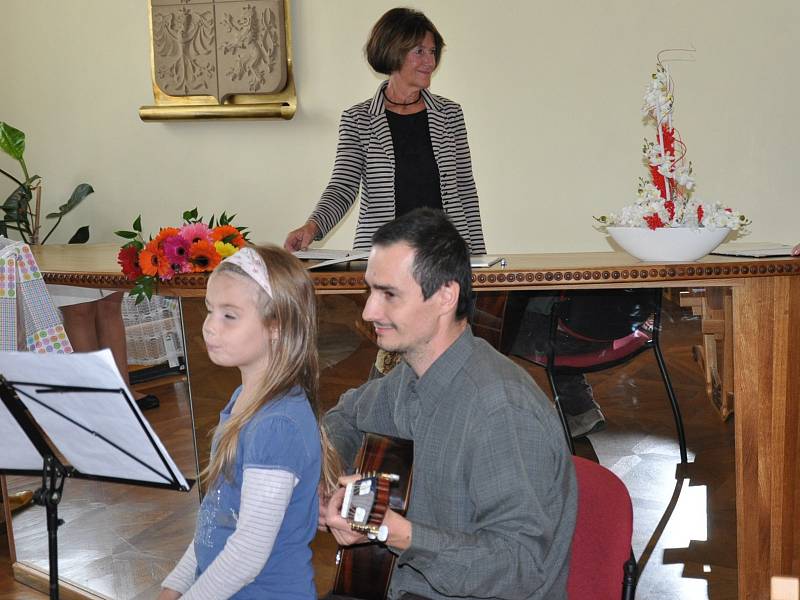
[332,433,414,600]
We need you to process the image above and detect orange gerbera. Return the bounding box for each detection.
[138,247,159,276]
[153,227,181,247]
[139,238,173,280]
[189,239,221,272]
[211,225,246,248]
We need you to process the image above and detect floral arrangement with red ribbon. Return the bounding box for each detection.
[116,208,249,302]
[597,51,749,231]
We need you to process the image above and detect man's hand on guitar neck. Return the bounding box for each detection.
[321,475,412,550]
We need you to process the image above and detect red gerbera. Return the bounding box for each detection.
[117,245,142,281]
[643,213,665,230]
[189,239,221,272]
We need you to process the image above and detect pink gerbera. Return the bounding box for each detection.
[180,222,212,245]
[163,235,191,266]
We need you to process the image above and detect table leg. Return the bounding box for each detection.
[734,276,800,599]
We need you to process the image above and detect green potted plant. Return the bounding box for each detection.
[0,121,94,244]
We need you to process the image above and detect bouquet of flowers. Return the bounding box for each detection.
[596,52,749,232]
[116,208,249,302]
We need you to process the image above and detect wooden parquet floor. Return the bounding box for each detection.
[1,292,736,599]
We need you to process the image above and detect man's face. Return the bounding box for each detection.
[362,242,443,359]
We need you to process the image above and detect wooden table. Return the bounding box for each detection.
[23,244,800,599]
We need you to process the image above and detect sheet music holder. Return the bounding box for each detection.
[0,349,193,600]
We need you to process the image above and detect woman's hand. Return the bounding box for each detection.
[284,221,320,252]
[793,243,800,256]
[156,588,182,600]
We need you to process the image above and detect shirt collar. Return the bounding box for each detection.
[408,326,475,414]
[368,80,443,116]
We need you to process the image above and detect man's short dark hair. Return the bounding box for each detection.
[365,8,445,76]
[372,208,473,321]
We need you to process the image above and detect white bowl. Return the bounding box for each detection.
[606,226,731,262]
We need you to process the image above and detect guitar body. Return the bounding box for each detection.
[332,433,414,600]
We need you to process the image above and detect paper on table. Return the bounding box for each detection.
[293,249,354,260]
[0,349,190,489]
[304,251,370,270]
[711,242,795,258]
[470,255,505,268]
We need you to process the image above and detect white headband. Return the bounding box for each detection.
[223,247,273,297]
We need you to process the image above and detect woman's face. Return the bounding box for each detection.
[393,31,436,90]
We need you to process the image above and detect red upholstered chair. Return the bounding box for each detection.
[513,288,687,462]
[568,456,637,600]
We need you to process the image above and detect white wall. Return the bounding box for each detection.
[1,0,797,251]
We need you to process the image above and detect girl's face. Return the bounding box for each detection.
[203,272,272,376]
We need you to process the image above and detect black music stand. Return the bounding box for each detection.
[0,350,194,600]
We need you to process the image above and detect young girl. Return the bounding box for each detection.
[159,245,338,600]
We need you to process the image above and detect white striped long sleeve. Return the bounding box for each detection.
[309,81,486,254]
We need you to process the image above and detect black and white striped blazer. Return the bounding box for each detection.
[309,81,486,253]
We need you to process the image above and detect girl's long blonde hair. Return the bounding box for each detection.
[202,245,341,493]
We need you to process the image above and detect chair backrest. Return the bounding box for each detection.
[567,456,634,600]
[559,289,657,342]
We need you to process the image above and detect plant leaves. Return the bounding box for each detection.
[115,230,139,239]
[0,122,26,161]
[133,215,142,232]
[183,207,198,223]
[2,185,33,228]
[3,183,32,208]
[68,225,90,244]
[122,239,144,251]
[131,277,156,304]
[46,183,94,218]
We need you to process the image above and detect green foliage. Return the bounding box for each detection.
[0,121,94,244]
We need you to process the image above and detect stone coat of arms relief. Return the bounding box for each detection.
[150,0,287,102]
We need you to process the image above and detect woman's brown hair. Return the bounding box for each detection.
[202,245,341,493]
[365,7,445,75]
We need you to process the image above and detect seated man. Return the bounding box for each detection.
[321,208,577,600]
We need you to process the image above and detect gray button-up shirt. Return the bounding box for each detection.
[325,328,577,600]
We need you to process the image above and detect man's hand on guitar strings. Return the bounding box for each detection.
[323,476,370,546]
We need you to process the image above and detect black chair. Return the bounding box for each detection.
[510,289,687,462]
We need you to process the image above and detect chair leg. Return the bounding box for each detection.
[652,342,688,464]
[546,367,575,455]
[622,549,638,600]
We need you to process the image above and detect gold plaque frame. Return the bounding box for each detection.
[139,0,296,121]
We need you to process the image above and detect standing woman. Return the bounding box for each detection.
[284,7,486,254]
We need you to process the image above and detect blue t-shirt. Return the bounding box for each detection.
[194,386,321,599]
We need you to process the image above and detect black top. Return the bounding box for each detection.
[385,109,443,217]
